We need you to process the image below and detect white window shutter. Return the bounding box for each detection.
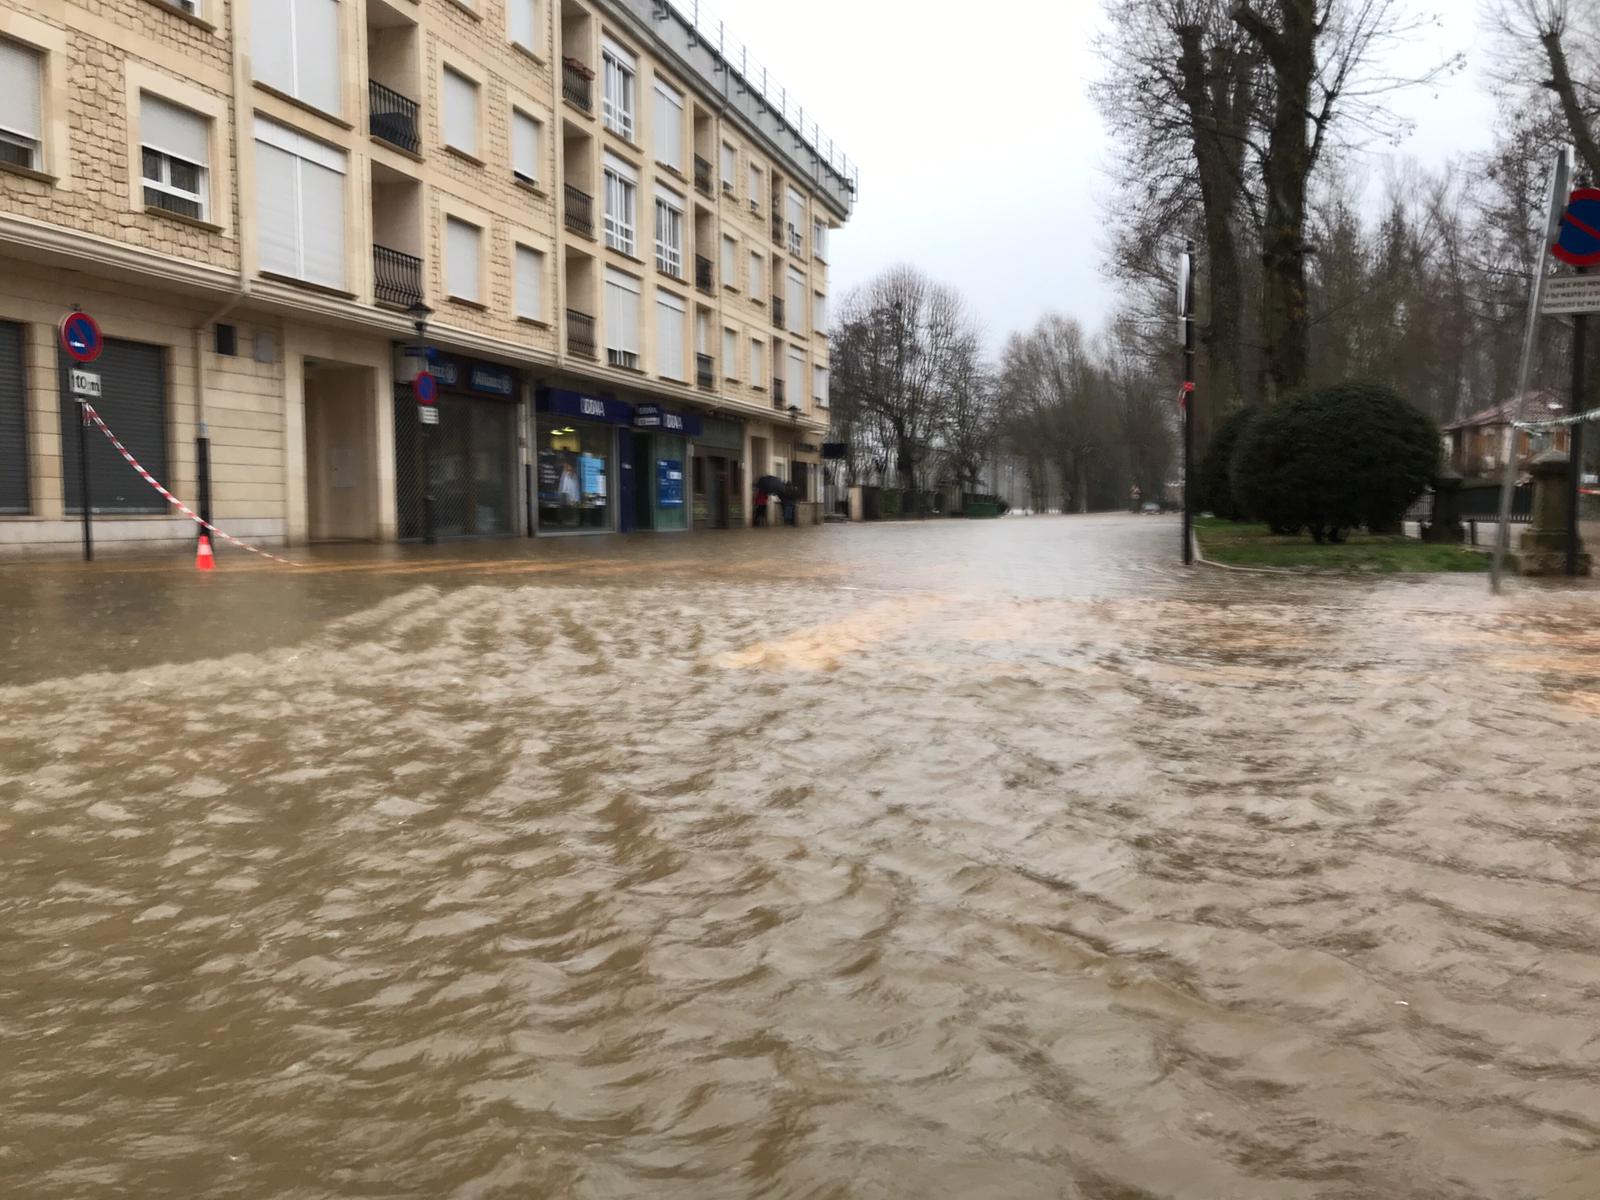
[443,68,477,155]
[787,270,805,334]
[299,159,346,287]
[0,38,43,142]
[254,141,299,277]
[814,365,829,405]
[141,94,209,166]
[507,0,537,49]
[516,246,544,319]
[750,252,763,297]
[723,328,738,377]
[512,110,539,181]
[720,143,735,184]
[447,218,480,301]
[750,341,764,387]
[606,269,640,355]
[813,292,827,331]
[695,308,710,354]
[656,291,685,380]
[296,0,342,114]
[249,2,293,97]
[788,349,805,404]
[721,236,736,284]
[653,81,682,170]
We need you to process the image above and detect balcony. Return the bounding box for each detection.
[562,58,594,113]
[694,155,713,196]
[567,309,597,359]
[772,295,785,329]
[771,212,783,246]
[696,353,714,391]
[695,255,714,295]
[373,244,424,308]
[564,184,594,239]
[369,81,420,155]
[773,377,786,410]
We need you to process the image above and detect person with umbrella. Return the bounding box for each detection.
[755,475,784,527]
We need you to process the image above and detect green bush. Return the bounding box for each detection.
[1198,406,1261,520]
[1231,382,1439,543]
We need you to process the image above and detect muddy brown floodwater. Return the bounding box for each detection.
[3,515,1600,1199]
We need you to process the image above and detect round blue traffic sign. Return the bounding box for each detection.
[59,311,103,364]
[413,371,439,405]
[1554,188,1600,268]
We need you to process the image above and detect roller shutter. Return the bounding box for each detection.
[59,337,167,513]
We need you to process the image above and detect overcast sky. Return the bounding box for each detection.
[704,0,1501,352]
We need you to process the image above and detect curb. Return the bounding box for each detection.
[1190,531,1302,575]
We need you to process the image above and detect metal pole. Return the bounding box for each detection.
[422,421,436,545]
[1568,286,1588,577]
[196,420,213,556]
[1183,243,1196,566]
[77,399,93,562]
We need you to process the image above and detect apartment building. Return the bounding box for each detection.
[0,0,854,555]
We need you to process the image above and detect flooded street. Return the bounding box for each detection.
[5,515,1600,1199]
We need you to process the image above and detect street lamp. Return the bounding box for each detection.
[407,302,436,545]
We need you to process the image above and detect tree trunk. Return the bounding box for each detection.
[1234,0,1317,399]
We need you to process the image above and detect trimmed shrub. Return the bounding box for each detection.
[1231,382,1439,542]
[1198,406,1261,520]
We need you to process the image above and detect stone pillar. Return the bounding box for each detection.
[1518,448,1592,576]
[1422,469,1465,544]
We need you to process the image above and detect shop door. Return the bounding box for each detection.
[59,337,166,513]
[0,321,27,514]
[711,456,729,528]
[617,427,636,533]
[632,433,654,531]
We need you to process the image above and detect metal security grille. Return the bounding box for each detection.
[0,321,28,513]
[59,337,167,513]
[393,388,518,540]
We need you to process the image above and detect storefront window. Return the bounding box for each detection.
[538,421,612,531]
[652,433,686,531]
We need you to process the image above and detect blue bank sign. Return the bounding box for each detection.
[634,403,703,438]
[537,387,634,425]
[432,355,518,398]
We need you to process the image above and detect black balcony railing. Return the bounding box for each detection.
[771,212,784,245]
[567,309,597,359]
[696,353,714,390]
[562,59,593,113]
[772,296,785,329]
[373,244,424,308]
[774,377,787,409]
[564,184,594,238]
[694,155,713,196]
[695,255,714,294]
[369,80,420,154]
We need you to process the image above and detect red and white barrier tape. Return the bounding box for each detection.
[81,401,300,567]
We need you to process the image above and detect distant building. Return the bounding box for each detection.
[1442,392,1570,480]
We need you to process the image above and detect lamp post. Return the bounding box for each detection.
[407,302,436,545]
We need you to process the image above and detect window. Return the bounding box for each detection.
[786,187,805,255]
[516,244,545,321]
[0,37,42,171]
[747,162,761,211]
[603,153,637,255]
[750,337,764,388]
[507,0,537,53]
[654,184,683,277]
[140,94,209,221]
[788,346,806,408]
[812,219,829,261]
[723,328,738,380]
[252,0,340,115]
[601,37,636,141]
[255,116,346,288]
[786,268,806,336]
[446,217,482,302]
[749,251,765,301]
[813,291,828,333]
[652,77,682,172]
[656,289,686,380]
[721,236,737,290]
[512,108,541,184]
[720,142,736,190]
[814,364,829,407]
[605,267,640,368]
[443,67,479,157]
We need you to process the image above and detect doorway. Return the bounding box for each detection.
[305,363,379,542]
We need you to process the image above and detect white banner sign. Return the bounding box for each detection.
[1541,274,1600,316]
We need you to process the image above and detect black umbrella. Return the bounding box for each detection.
[755,475,786,494]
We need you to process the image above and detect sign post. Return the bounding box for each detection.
[1493,148,1573,592]
[413,371,439,544]
[59,309,104,562]
[1552,186,1600,578]
[1179,243,1196,567]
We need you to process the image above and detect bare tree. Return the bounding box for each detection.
[1493,0,1600,181]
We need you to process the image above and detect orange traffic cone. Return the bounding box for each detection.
[195,534,215,571]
